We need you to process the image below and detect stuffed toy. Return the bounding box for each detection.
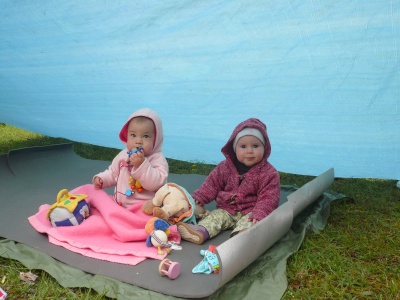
[142,183,206,224]
[47,189,90,227]
[145,217,171,255]
[145,217,182,255]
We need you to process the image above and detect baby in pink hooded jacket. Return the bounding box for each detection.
[93,108,169,208]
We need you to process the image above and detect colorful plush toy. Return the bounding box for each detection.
[47,189,90,227]
[145,217,174,255]
[141,183,205,224]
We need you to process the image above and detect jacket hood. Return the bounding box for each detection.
[221,118,271,163]
[119,108,164,155]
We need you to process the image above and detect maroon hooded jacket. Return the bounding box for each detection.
[192,118,280,221]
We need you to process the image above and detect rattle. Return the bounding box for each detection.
[158,258,181,280]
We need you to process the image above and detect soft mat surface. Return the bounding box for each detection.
[0,144,338,299]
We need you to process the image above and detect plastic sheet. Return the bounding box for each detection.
[0,1,398,180]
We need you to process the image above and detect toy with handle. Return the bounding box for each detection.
[46,189,90,227]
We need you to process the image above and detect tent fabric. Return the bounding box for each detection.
[0,1,399,180]
[0,144,340,298]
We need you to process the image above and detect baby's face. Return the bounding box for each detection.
[126,117,155,155]
[235,135,265,167]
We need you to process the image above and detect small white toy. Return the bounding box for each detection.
[0,286,7,300]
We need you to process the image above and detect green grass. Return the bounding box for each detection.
[1,123,399,299]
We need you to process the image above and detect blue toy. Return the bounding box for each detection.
[192,245,220,274]
[127,146,143,157]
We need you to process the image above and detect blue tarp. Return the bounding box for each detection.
[0,1,399,179]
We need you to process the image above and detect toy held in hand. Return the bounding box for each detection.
[47,189,90,227]
[127,146,143,159]
[141,183,205,224]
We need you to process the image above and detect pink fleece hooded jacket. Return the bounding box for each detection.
[94,108,169,208]
[192,118,280,221]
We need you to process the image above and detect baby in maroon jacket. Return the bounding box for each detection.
[177,118,280,244]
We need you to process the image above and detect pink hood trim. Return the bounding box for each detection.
[119,108,164,156]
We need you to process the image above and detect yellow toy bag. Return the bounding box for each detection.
[46,189,90,227]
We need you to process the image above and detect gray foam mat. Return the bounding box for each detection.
[0,144,333,298]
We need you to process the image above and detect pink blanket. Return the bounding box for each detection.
[28,184,178,265]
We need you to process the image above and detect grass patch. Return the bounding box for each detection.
[281,177,400,299]
[0,256,107,299]
[1,123,399,299]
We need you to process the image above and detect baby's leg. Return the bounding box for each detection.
[230,213,252,237]
[199,209,236,238]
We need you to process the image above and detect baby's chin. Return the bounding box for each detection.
[242,159,261,167]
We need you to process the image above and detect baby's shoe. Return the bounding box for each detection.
[177,222,209,245]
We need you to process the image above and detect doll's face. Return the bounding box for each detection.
[126,117,155,155]
[235,135,265,167]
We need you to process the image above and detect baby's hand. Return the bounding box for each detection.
[249,214,259,225]
[93,176,103,189]
[194,203,210,219]
[194,204,205,215]
[129,149,145,168]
